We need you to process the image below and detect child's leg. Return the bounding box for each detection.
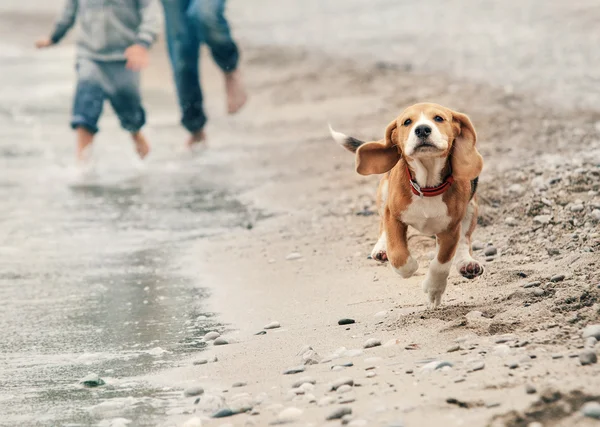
[187,0,246,114]
[105,62,149,159]
[71,59,105,163]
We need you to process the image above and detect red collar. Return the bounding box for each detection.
[406,164,454,198]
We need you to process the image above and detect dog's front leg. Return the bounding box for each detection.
[423,226,460,308]
[384,208,418,278]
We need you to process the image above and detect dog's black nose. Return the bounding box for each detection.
[414,125,432,138]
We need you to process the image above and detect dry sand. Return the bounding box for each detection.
[140,43,600,427]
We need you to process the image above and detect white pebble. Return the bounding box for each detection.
[277,407,303,423]
[318,396,335,406]
[285,252,302,261]
[204,331,220,341]
[264,321,281,330]
[182,417,203,427]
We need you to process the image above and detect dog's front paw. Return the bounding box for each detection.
[372,250,388,262]
[457,259,484,279]
[422,276,447,309]
[391,256,418,278]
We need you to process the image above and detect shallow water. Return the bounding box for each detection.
[0,17,258,427]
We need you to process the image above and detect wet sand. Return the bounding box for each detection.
[1,1,600,427]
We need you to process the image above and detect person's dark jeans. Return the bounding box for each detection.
[161,0,240,133]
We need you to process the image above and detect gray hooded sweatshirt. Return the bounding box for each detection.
[50,0,159,61]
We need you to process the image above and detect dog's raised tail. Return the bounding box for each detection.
[328,124,365,153]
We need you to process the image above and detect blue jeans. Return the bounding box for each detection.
[161,0,240,133]
[71,58,146,134]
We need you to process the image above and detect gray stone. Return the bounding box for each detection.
[184,386,205,397]
[585,337,598,348]
[338,318,356,325]
[326,407,352,421]
[534,215,552,225]
[285,252,302,261]
[213,337,229,346]
[484,246,498,256]
[533,288,545,297]
[525,384,537,394]
[581,402,600,420]
[204,331,220,341]
[591,210,600,221]
[232,382,247,388]
[283,365,306,375]
[570,204,585,212]
[523,281,541,288]
[447,344,461,353]
[337,384,353,394]
[292,376,316,388]
[472,241,484,251]
[551,353,563,359]
[330,377,354,391]
[264,321,281,330]
[582,324,600,340]
[212,407,251,418]
[550,274,565,282]
[579,350,597,365]
[277,407,303,423]
[363,338,382,349]
[467,361,485,372]
[79,373,105,387]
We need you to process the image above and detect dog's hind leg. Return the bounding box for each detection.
[371,178,389,262]
[455,198,484,279]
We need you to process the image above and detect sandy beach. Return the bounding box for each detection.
[1,1,599,426]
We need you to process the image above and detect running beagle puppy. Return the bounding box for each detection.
[330,103,484,308]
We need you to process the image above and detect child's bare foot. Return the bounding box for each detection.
[225,70,247,114]
[186,129,206,150]
[131,131,150,159]
[76,127,94,163]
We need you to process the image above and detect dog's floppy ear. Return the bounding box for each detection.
[450,111,483,181]
[355,120,401,175]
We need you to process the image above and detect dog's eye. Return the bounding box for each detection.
[433,115,444,122]
[403,119,412,126]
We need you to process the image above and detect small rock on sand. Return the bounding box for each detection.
[277,407,303,423]
[337,384,353,394]
[79,373,105,387]
[472,241,484,251]
[582,324,600,340]
[318,396,335,407]
[184,386,205,397]
[364,338,382,349]
[264,321,281,330]
[213,337,229,346]
[283,366,306,375]
[585,337,598,348]
[292,376,316,388]
[348,420,368,427]
[550,274,565,282]
[467,361,485,372]
[525,384,537,394]
[579,350,597,365]
[484,246,498,256]
[533,288,545,297]
[285,252,302,261]
[447,344,461,353]
[523,281,541,288]
[533,214,552,224]
[326,407,352,420]
[232,382,247,388]
[330,377,354,391]
[338,318,356,325]
[204,331,220,341]
[581,402,600,420]
[182,417,203,427]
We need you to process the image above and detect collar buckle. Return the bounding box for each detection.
[410,180,424,198]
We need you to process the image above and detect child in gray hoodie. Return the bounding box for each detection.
[36,0,159,171]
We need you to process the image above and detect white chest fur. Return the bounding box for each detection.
[400,195,451,236]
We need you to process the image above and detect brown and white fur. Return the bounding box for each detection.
[330,103,484,308]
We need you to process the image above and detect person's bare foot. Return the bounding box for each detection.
[131,131,150,159]
[186,129,207,150]
[225,70,247,114]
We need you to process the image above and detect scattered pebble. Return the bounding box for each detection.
[570,203,584,212]
[255,331,267,336]
[523,281,541,288]
[214,338,229,346]
[318,396,335,407]
[232,382,247,388]
[591,210,600,221]
[292,377,316,388]
[551,354,563,359]
[421,360,454,372]
[182,417,203,427]
[505,217,518,226]
[337,384,353,394]
[283,366,306,375]
[579,350,597,365]
[363,338,382,349]
[467,361,485,372]
[338,318,356,325]
[348,420,368,427]
[204,331,220,341]
[533,288,545,297]
[264,321,281,330]
[285,252,302,261]
[366,371,376,378]
[184,386,205,397]
[585,337,598,348]
[326,407,352,421]
[277,407,303,423]
[79,373,105,387]
[447,344,461,353]
[581,402,600,420]
[330,377,354,391]
[525,384,537,394]
[507,362,519,369]
[533,215,552,225]
[550,274,565,282]
[582,324,600,340]
[472,241,484,251]
[484,246,498,256]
